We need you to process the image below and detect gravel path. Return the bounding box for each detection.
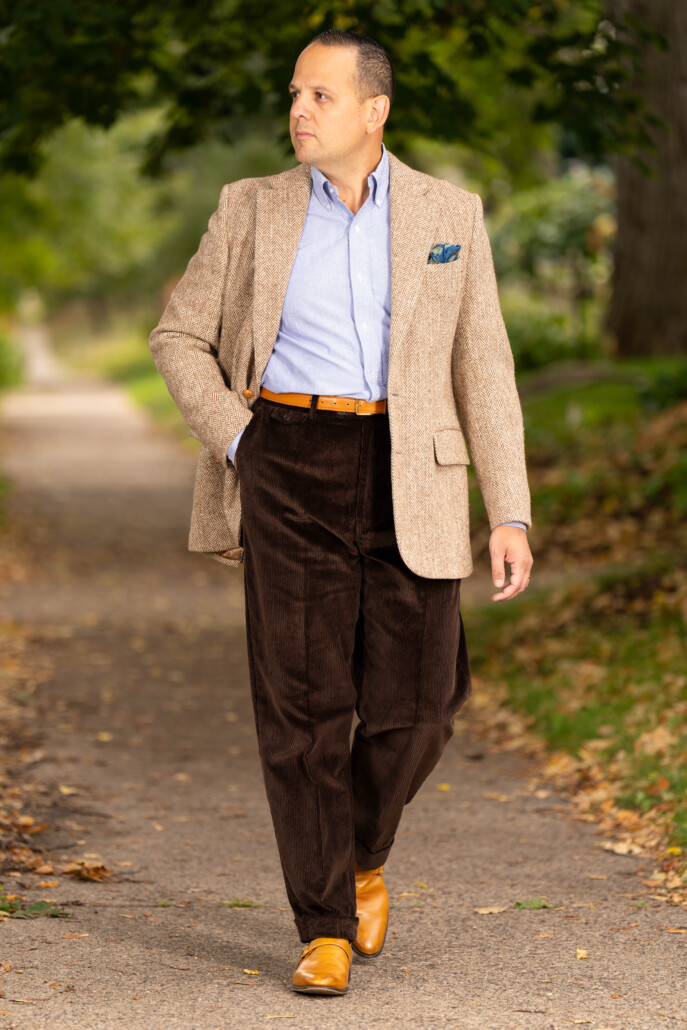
[0,370,685,1030]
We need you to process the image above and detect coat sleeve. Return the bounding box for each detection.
[148,183,253,462]
[451,192,532,530]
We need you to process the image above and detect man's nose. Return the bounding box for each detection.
[290,97,312,122]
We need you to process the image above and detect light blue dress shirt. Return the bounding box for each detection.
[227,142,526,531]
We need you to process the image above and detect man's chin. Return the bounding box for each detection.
[294,138,318,158]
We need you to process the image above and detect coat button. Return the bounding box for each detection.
[282,411,291,421]
[243,389,254,398]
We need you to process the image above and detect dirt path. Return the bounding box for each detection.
[0,368,685,1030]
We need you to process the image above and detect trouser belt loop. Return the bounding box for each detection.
[308,393,320,421]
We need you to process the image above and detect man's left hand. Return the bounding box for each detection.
[489,526,533,602]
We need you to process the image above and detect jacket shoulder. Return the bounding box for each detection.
[221,163,310,200]
[387,150,477,210]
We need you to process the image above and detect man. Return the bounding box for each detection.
[149,29,533,996]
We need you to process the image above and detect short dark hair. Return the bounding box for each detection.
[307,29,395,107]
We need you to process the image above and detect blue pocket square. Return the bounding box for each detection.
[428,243,462,264]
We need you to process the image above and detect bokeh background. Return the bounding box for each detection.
[1,2,686,1008]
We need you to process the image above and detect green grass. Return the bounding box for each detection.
[467,556,687,850]
[517,356,687,451]
[0,330,24,391]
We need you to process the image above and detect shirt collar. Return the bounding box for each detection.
[310,141,389,212]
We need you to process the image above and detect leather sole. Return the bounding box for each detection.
[291,982,349,995]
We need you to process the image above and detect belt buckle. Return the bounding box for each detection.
[355,399,372,416]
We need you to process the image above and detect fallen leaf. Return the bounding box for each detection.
[61,860,112,881]
[95,731,113,742]
[666,927,687,933]
[436,783,451,791]
[474,906,508,915]
[635,725,677,755]
[417,882,429,889]
[597,840,642,856]
[243,969,260,975]
[576,948,589,960]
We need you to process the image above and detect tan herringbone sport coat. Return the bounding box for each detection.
[149,148,532,578]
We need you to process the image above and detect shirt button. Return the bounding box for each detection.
[326,204,331,210]
[356,273,362,281]
[362,322,368,329]
[354,226,361,233]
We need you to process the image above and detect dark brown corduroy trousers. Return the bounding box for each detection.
[236,394,472,944]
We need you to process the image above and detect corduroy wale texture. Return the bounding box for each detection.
[239,396,472,943]
[148,150,532,580]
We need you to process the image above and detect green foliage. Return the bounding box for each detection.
[0,0,667,178]
[502,291,604,372]
[0,118,291,313]
[637,361,687,413]
[514,897,557,909]
[491,166,615,368]
[219,898,264,908]
[468,557,687,849]
[0,328,23,388]
[0,888,69,918]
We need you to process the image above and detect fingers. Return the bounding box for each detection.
[490,533,534,602]
[491,563,531,602]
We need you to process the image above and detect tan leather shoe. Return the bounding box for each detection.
[291,937,352,995]
[352,863,389,957]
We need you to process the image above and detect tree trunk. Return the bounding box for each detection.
[604,0,687,357]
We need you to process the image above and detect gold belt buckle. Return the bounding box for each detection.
[355,398,373,415]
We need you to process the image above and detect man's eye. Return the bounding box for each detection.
[316,92,328,100]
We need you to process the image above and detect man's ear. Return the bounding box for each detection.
[366,95,390,133]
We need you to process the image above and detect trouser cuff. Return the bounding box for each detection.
[355,836,394,869]
[295,915,359,944]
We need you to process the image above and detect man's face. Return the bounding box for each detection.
[289,44,370,165]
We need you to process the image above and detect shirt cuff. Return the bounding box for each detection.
[499,521,528,530]
[227,427,246,466]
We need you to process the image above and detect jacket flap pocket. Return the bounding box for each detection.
[433,427,470,465]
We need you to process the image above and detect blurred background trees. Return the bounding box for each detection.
[0,0,684,373]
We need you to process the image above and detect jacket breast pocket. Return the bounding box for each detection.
[433,427,471,465]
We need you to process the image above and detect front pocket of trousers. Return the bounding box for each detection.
[263,406,315,522]
[235,404,263,472]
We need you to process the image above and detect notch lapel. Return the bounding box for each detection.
[387,153,443,374]
[253,165,312,382]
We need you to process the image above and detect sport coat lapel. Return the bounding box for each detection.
[387,152,442,371]
[253,163,312,383]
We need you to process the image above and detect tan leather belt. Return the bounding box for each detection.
[260,386,387,415]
